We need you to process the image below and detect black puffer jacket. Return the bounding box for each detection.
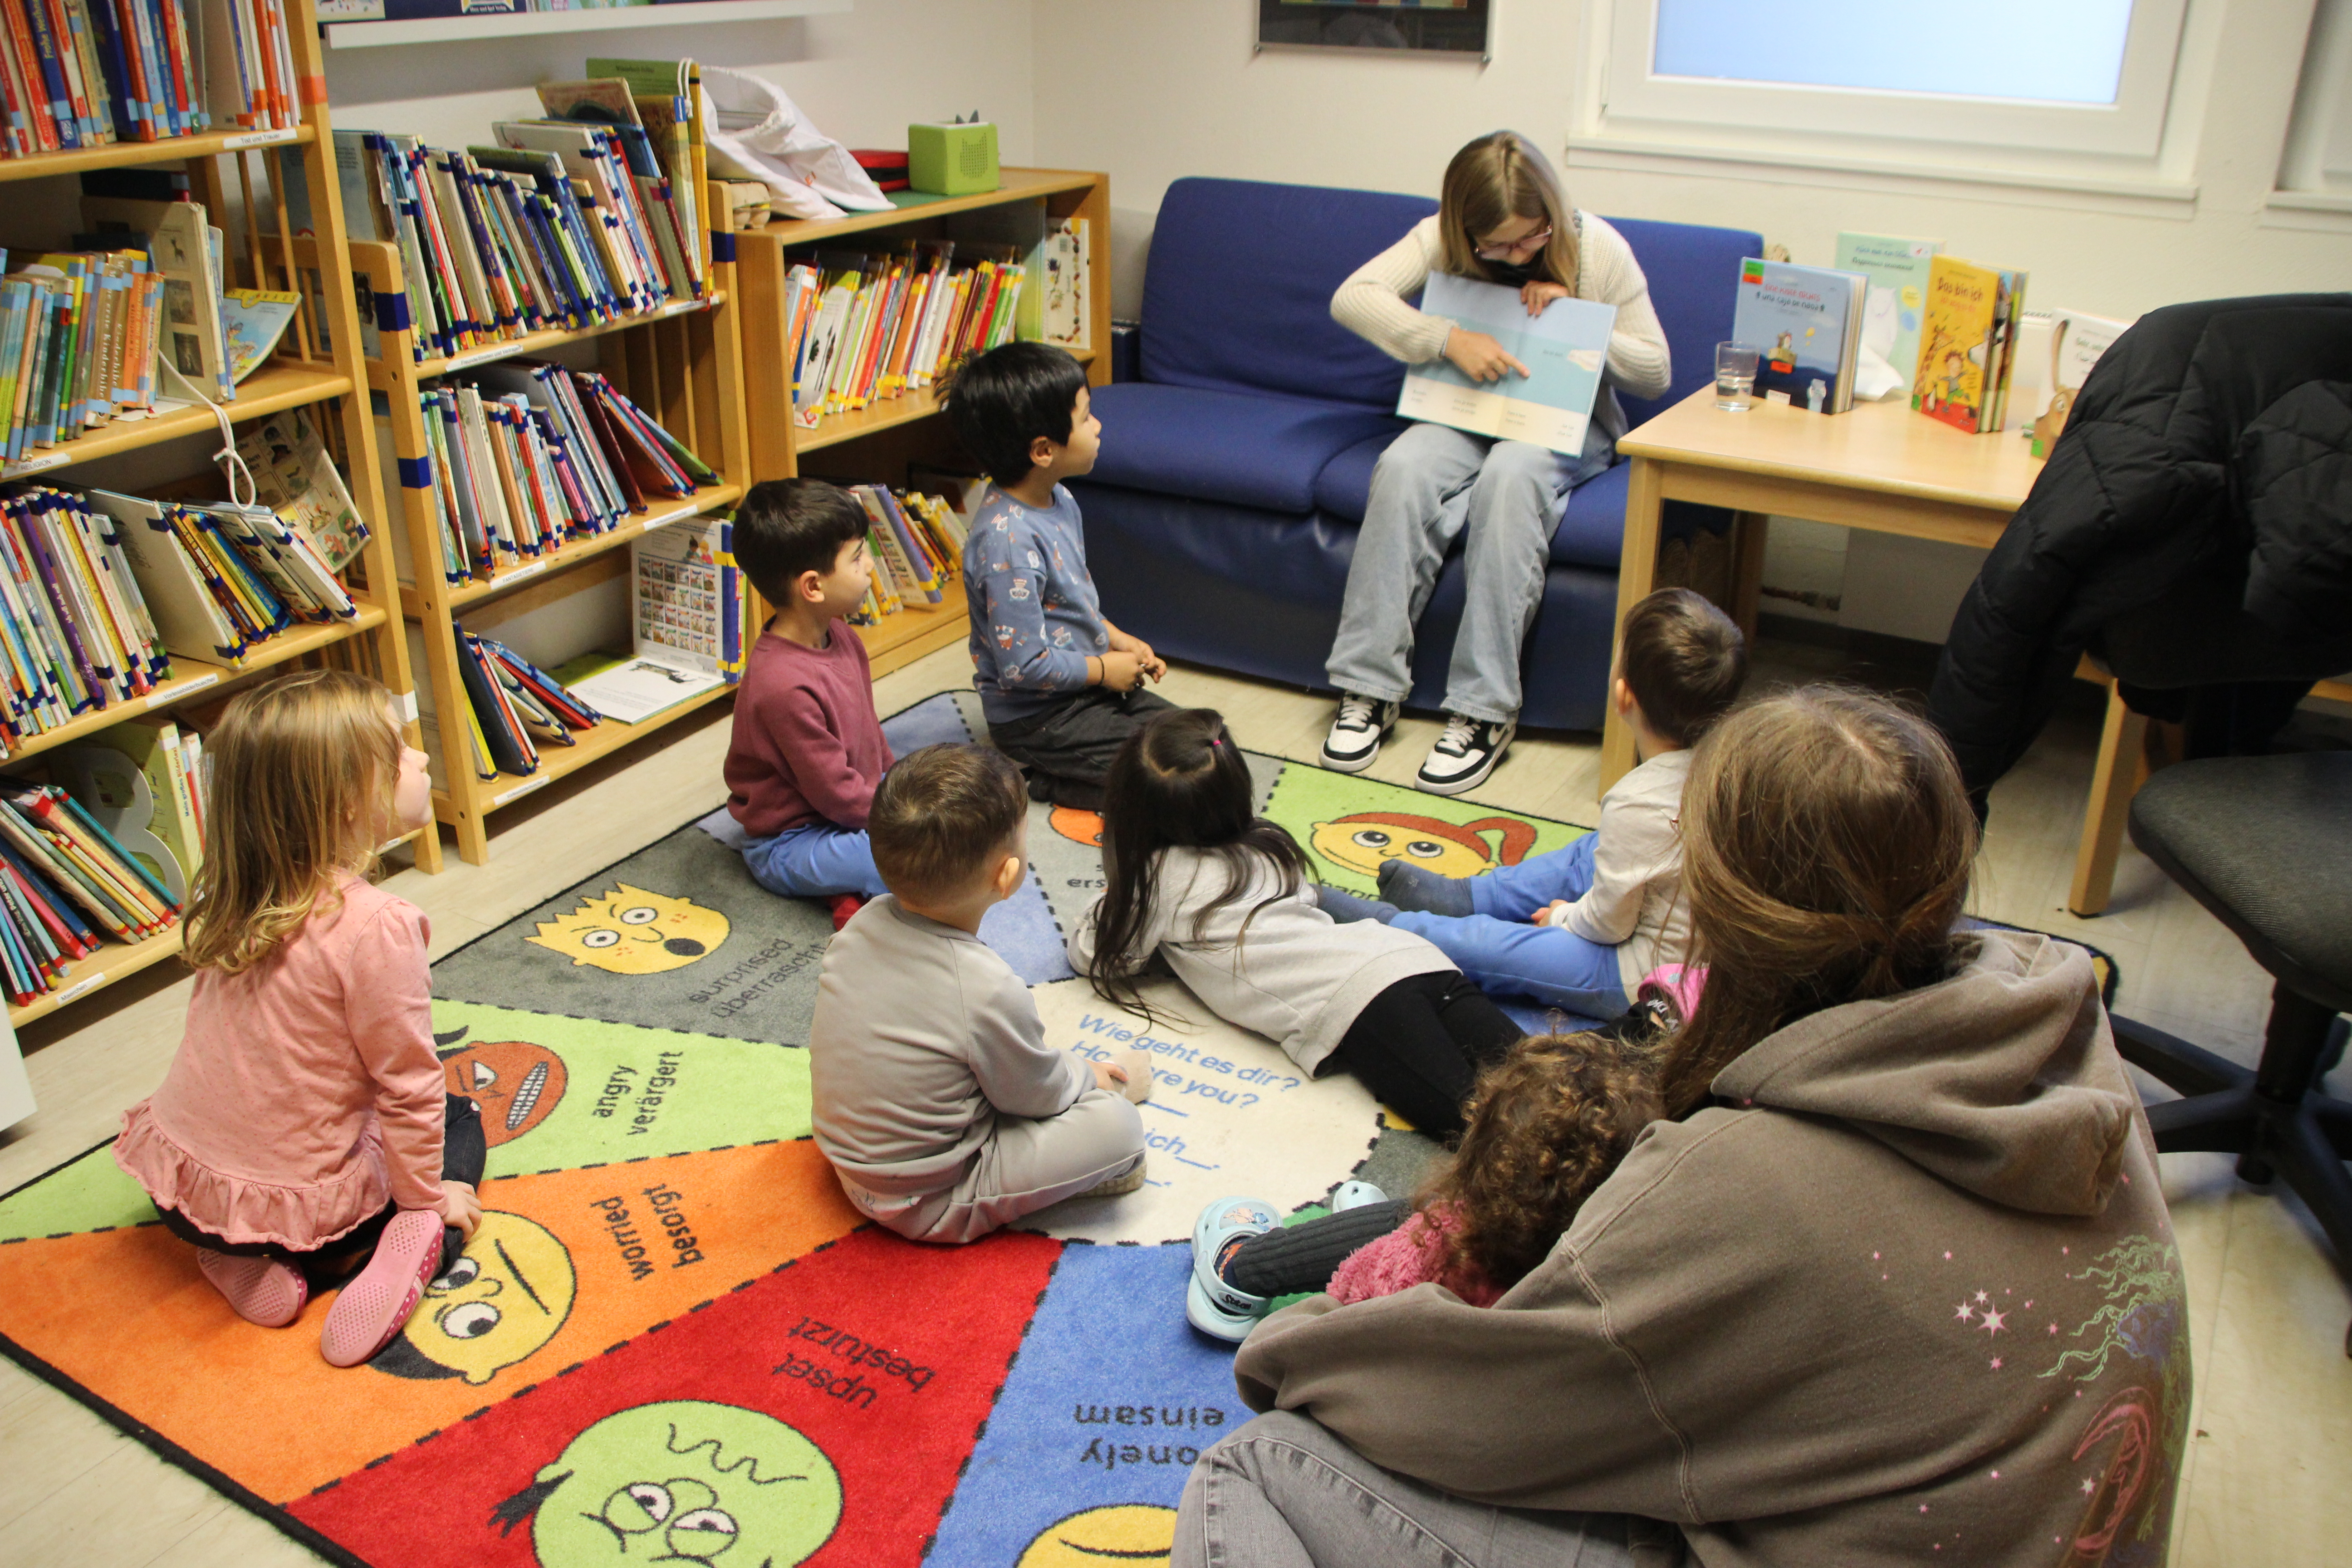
[1928,294,2352,798]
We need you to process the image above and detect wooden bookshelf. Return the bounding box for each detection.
[0,123,311,186]
[375,167,753,865]
[736,168,1113,678]
[0,0,437,1033]
[0,363,353,480]
[431,678,735,821]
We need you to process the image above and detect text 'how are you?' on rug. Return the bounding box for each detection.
[0,691,2115,1567]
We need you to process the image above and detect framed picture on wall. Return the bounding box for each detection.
[1255,0,1494,60]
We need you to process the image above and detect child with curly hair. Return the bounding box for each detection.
[1187,1026,1659,1336]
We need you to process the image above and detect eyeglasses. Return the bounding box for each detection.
[1473,224,1552,261]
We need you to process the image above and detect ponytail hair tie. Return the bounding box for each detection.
[1210,736,1224,749]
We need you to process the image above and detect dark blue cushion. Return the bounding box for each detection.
[1312,431,1396,521]
[1141,177,1437,408]
[1087,382,1406,514]
[1603,216,1763,427]
[1552,461,1631,570]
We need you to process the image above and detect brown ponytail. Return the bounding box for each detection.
[1658,686,1978,1116]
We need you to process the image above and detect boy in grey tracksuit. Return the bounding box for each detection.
[808,744,1147,1243]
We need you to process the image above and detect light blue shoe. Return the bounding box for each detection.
[1328,1181,1389,1212]
[1187,1196,1280,1343]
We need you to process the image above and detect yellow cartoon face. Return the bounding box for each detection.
[526,884,730,974]
[376,1210,576,1386]
[1307,812,1537,882]
[1019,1505,1178,1568]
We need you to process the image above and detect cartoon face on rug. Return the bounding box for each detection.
[371,1210,577,1386]
[437,1029,568,1145]
[1308,812,1538,881]
[529,885,730,974]
[498,1400,842,1567]
[1050,806,1104,848]
[1018,1504,1179,1567]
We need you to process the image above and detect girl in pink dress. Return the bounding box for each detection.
[115,671,482,1367]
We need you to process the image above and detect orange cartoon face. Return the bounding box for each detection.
[1307,812,1537,881]
[1050,806,1104,848]
[439,1034,566,1146]
[525,884,730,974]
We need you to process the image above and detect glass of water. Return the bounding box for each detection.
[1715,343,1759,411]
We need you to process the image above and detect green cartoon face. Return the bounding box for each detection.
[530,1401,841,1567]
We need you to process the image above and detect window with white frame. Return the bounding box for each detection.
[2277,0,2352,193]
[1600,0,2190,159]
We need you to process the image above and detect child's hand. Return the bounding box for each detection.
[1098,651,1145,691]
[1520,280,1571,315]
[1534,900,1570,927]
[1093,1060,1132,1094]
[1444,329,1530,383]
[1108,631,1166,682]
[437,1181,482,1240]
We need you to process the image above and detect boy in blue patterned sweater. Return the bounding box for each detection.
[943,342,1172,809]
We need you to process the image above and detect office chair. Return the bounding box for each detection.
[2105,751,2352,1352]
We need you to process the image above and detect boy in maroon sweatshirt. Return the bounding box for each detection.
[725,480,893,911]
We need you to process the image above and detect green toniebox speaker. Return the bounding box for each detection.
[907,120,1000,196]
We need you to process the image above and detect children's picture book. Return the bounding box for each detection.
[220,289,301,383]
[237,408,372,573]
[561,655,721,726]
[1833,232,1942,386]
[1730,258,1869,415]
[1914,255,2029,436]
[1397,273,1617,455]
[2030,307,2135,456]
[565,517,743,723]
[52,715,205,902]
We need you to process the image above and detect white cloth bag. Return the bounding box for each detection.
[698,66,892,221]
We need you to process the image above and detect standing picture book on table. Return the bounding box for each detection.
[1914,255,2029,436]
[1397,273,1616,456]
[1833,232,1942,386]
[1730,258,1868,415]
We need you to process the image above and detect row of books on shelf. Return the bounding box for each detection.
[1732,235,2134,444]
[0,0,297,159]
[333,76,708,364]
[377,358,714,588]
[421,514,741,783]
[0,183,301,466]
[0,412,363,750]
[781,217,1090,430]
[844,482,966,623]
[0,710,206,1005]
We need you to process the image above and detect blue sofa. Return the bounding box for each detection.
[1072,177,1761,731]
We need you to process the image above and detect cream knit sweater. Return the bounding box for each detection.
[1331,211,1673,443]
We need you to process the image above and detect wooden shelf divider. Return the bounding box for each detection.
[734,168,1113,672]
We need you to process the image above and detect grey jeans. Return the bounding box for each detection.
[1326,422,1614,724]
[1176,1410,1637,1568]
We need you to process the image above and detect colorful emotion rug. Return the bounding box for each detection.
[0,693,2113,1568]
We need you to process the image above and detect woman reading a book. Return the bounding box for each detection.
[1318,131,1670,796]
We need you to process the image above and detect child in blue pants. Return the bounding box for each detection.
[1320,589,1746,1018]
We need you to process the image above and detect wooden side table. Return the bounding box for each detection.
[1602,390,2042,789]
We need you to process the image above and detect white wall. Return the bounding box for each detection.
[1028,0,2352,642]
[323,0,1034,159]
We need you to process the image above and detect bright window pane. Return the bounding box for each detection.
[1651,0,2136,105]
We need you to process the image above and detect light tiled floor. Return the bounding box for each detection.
[1,643,2345,1566]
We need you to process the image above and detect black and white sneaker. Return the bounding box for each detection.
[1319,692,1400,774]
[1416,714,1515,796]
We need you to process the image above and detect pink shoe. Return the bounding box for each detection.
[195,1249,308,1328]
[319,1210,444,1368]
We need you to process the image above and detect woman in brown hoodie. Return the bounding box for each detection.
[1184,686,2189,1568]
